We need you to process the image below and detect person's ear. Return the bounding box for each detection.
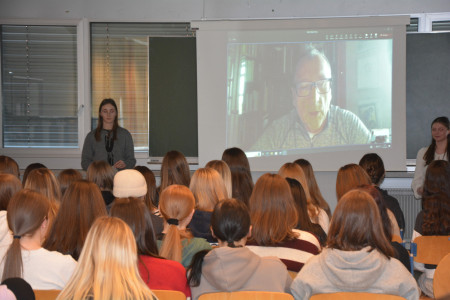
[247,225,252,238]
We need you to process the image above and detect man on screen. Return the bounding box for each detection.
[252,46,371,150]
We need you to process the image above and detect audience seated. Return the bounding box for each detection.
[189,168,228,243]
[412,160,450,298]
[188,198,292,300]
[159,150,191,192]
[358,185,410,271]
[23,168,61,223]
[86,160,116,210]
[158,185,212,268]
[22,163,47,186]
[0,156,20,179]
[57,168,82,196]
[359,153,405,231]
[291,189,419,300]
[135,165,160,214]
[0,190,76,290]
[110,197,191,298]
[335,163,371,200]
[113,169,164,235]
[279,163,329,233]
[43,180,107,260]
[246,173,320,272]
[0,174,22,247]
[222,147,254,207]
[294,159,331,219]
[285,178,327,247]
[56,217,155,300]
[205,159,233,198]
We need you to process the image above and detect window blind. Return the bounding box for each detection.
[1,25,78,148]
[90,22,193,151]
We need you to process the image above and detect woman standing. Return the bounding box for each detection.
[412,116,449,199]
[81,98,136,171]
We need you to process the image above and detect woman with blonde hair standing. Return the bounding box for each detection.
[57,216,154,300]
[158,185,212,268]
[279,162,329,233]
[189,168,228,242]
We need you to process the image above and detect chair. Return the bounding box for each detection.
[34,290,61,300]
[288,271,298,280]
[392,234,402,244]
[411,235,450,265]
[152,289,186,300]
[198,291,294,300]
[434,253,450,300]
[310,292,406,299]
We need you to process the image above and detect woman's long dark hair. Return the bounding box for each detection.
[423,116,450,166]
[422,160,450,235]
[95,98,119,141]
[187,198,250,287]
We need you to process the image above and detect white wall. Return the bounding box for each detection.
[0,0,440,213]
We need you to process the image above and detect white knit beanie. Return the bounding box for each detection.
[113,169,147,198]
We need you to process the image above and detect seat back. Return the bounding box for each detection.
[412,235,450,265]
[391,234,402,244]
[34,290,61,300]
[434,253,450,300]
[152,289,186,300]
[310,292,406,300]
[198,291,294,300]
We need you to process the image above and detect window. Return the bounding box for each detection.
[1,25,78,148]
[90,22,193,151]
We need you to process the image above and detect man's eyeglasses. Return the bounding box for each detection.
[294,78,332,97]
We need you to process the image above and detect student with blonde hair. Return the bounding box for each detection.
[294,158,331,218]
[247,173,320,272]
[205,160,233,198]
[335,163,371,200]
[111,197,191,298]
[0,189,76,289]
[278,162,329,233]
[0,174,22,247]
[43,180,107,260]
[189,168,228,242]
[291,190,419,300]
[158,185,212,268]
[23,168,61,222]
[57,216,154,300]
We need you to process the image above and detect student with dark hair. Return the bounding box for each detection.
[110,197,190,298]
[0,190,76,289]
[412,116,449,199]
[291,190,419,300]
[187,199,291,300]
[222,147,254,207]
[87,160,116,210]
[81,98,136,171]
[159,150,191,192]
[134,166,160,214]
[0,174,22,247]
[246,173,320,272]
[0,156,20,179]
[359,153,405,231]
[57,169,83,196]
[43,180,107,260]
[285,178,327,247]
[358,184,410,271]
[412,160,450,298]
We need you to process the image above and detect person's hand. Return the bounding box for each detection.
[114,160,126,169]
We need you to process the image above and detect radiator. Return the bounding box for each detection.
[385,188,421,243]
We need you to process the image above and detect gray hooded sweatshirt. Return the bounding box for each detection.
[291,247,419,300]
[190,246,292,300]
